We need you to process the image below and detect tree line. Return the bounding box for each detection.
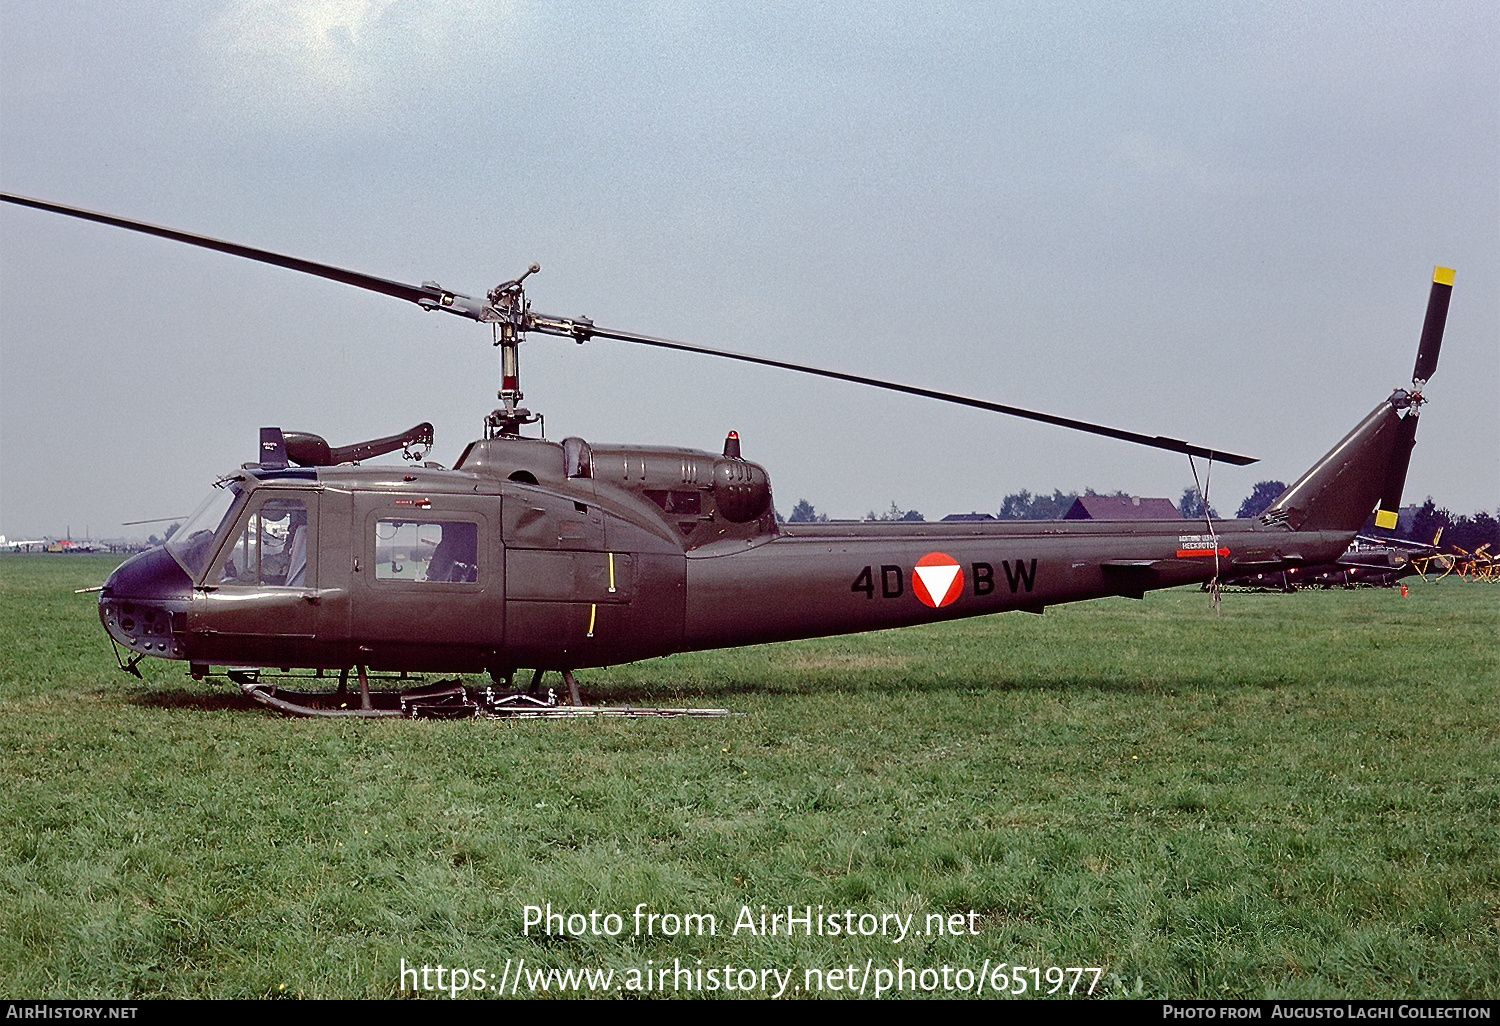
[782,483,1498,551]
[1393,497,1499,553]
[784,499,925,523]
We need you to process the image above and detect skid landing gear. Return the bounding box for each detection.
[230,666,729,719]
[509,667,581,705]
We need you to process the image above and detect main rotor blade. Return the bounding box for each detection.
[1413,266,1453,386]
[1,193,486,318]
[554,321,1258,465]
[3,192,1258,463]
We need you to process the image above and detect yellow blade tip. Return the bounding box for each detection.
[1375,508,1399,530]
[1433,266,1456,286]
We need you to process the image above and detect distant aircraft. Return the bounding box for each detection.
[1222,534,1439,591]
[46,538,107,553]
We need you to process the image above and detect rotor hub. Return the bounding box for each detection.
[484,264,544,436]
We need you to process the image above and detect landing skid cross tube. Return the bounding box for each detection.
[227,670,730,720]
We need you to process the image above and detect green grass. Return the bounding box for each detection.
[1,553,1496,999]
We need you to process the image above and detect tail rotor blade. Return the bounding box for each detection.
[1373,410,1419,531]
[1413,267,1454,386]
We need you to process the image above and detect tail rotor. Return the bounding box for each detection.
[1374,267,1453,531]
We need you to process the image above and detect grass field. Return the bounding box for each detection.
[1,553,1495,1000]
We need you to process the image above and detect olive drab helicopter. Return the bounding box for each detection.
[0,193,1454,718]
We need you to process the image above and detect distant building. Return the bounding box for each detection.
[941,512,998,522]
[1063,495,1179,520]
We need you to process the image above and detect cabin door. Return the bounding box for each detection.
[189,488,326,667]
[347,493,503,673]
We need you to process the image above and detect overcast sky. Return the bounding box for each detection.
[2,1,1495,540]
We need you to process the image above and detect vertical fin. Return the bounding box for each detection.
[1263,401,1403,533]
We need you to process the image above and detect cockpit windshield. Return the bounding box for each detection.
[165,480,243,579]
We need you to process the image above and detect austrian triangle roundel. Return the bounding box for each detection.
[912,552,965,609]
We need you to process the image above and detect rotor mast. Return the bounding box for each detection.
[484,263,542,437]
[478,263,599,437]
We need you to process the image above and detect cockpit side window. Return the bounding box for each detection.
[216,497,313,587]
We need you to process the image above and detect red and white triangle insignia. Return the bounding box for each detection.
[912,552,964,608]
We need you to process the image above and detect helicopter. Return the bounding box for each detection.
[0,193,1454,718]
[1220,533,1441,592]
